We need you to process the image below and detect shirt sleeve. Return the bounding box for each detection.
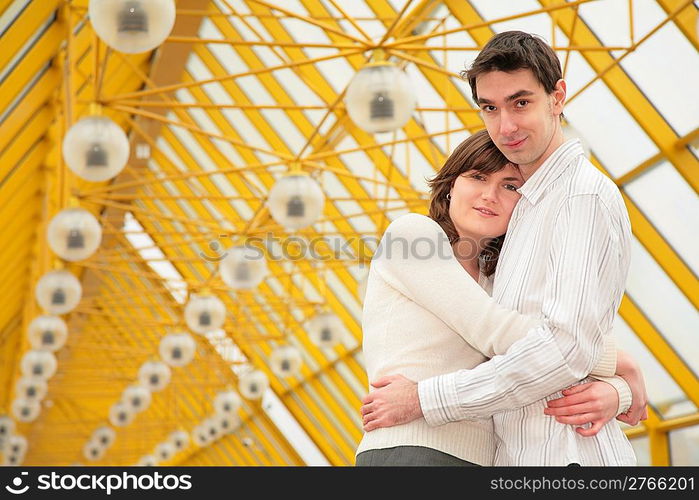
[372,213,540,358]
[418,195,627,425]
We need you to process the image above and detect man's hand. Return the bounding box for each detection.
[360,374,422,432]
[615,350,649,426]
[543,381,619,437]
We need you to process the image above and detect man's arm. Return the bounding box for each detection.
[417,194,627,425]
[372,212,617,369]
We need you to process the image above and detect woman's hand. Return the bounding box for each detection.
[615,350,649,426]
[543,381,620,436]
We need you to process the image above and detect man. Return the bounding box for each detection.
[360,31,647,465]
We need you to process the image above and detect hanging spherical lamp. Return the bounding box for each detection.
[155,441,176,462]
[121,384,151,414]
[63,114,130,182]
[213,390,242,416]
[184,294,226,335]
[5,434,27,459]
[47,207,102,262]
[20,350,58,380]
[138,454,157,466]
[219,245,268,290]
[192,424,211,447]
[92,426,116,449]
[15,376,48,401]
[267,171,325,230]
[216,413,240,435]
[28,315,68,352]
[84,440,106,461]
[159,332,196,367]
[12,397,41,423]
[2,453,22,466]
[345,60,416,133]
[137,360,171,392]
[35,270,82,315]
[307,312,344,349]
[89,0,177,54]
[202,416,222,442]
[269,345,302,378]
[169,430,189,452]
[0,415,15,440]
[238,369,269,400]
[109,401,134,427]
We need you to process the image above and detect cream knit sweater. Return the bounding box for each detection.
[356,213,623,465]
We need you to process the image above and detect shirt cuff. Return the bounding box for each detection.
[590,335,617,377]
[417,372,464,427]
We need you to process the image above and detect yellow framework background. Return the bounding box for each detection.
[0,0,697,466]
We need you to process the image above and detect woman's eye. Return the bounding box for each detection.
[504,184,519,191]
[471,174,486,181]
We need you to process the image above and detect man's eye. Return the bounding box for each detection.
[481,105,496,112]
[504,184,519,191]
[515,100,528,108]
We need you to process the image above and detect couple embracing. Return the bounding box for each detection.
[356,31,647,467]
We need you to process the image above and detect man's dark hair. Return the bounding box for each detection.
[463,31,563,104]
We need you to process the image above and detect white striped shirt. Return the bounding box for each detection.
[418,139,637,465]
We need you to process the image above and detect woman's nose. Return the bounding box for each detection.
[481,182,498,201]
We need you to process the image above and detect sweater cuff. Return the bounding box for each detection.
[418,373,464,427]
[590,335,617,377]
[593,375,632,415]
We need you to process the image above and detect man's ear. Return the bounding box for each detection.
[552,79,567,116]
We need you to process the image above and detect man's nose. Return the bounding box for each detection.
[499,110,518,137]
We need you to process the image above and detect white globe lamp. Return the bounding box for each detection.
[89,0,176,54]
[35,270,82,315]
[62,115,130,182]
[238,369,269,400]
[159,332,196,367]
[219,245,268,290]
[184,294,226,334]
[345,61,416,133]
[28,315,68,352]
[137,360,171,392]
[269,345,302,378]
[267,172,325,230]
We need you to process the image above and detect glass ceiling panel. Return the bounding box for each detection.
[309,52,357,95]
[625,161,699,275]
[471,0,551,33]
[669,426,699,465]
[576,0,631,47]
[565,80,658,178]
[625,237,699,376]
[613,315,696,419]
[620,21,699,137]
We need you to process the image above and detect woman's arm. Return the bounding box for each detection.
[374,213,616,374]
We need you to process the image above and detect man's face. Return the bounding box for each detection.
[475,69,565,175]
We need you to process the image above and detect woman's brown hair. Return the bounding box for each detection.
[428,129,514,277]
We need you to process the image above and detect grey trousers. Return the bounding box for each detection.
[355,446,478,467]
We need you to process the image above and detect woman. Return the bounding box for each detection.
[355,130,639,466]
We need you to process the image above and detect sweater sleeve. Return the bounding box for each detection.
[590,375,633,415]
[371,213,539,358]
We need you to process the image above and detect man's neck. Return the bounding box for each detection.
[519,127,565,181]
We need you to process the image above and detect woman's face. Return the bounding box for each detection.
[448,163,524,244]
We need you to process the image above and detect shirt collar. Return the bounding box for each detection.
[517,139,585,205]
